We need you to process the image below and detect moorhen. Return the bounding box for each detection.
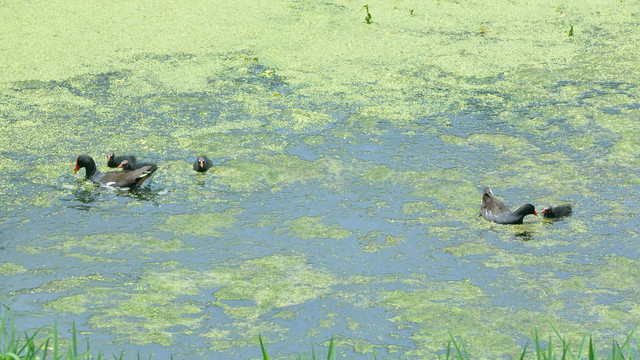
[480,187,538,224]
[107,151,136,168]
[540,205,572,219]
[193,156,213,173]
[75,155,156,189]
[118,159,158,172]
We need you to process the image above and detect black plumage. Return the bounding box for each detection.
[480,187,538,224]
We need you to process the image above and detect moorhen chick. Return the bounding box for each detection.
[480,187,538,224]
[75,155,156,189]
[193,156,213,173]
[107,151,136,168]
[541,204,572,219]
[118,159,158,172]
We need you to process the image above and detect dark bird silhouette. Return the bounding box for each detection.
[118,159,158,173]
[106,151,136,168]
[541,205,572,219]
[480,187,538,224]
[193,156,213,173]
[75,155,156,189]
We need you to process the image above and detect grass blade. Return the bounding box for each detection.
[42,336,50,360]
[327,337,335,360]
[53,321,59,360]
[73,321,78,357]
[259,334,270,360]
[448,330,467,359]
[519,341,529,360]
[574,334,587,359]
[533,329,542,360]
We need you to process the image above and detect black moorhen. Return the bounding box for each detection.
[541,205,572,219]
[107,151,136,168]
[75,155,156,189]
[480,187,538,224]
[118,159,158,172]
[193,156,213,173]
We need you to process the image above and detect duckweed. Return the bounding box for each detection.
[2,0,640,358]
[289,216,352,240]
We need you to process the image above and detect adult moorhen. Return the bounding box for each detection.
[540,204,572,219]
[106,151,136,168]
[118,159,158,172]
[480,187,538,224]
[193,156,213,173]
[75,155,156,189]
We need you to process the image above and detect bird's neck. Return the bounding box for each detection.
[84,161,97,178]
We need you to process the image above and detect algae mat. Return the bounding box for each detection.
[1,0,640,358]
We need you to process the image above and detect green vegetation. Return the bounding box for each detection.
[1,308,103,360]
[362,5,372,24]
[1,0,640,359]
[2,307,639,359]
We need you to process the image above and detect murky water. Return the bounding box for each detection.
[1,1,640,359]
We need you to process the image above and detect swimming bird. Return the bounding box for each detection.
[540,204,572,219]
[75,155,156,189]
[480,187,538,224]
[193,156,213,173]
[106,151,136,168]
[118,159,158,173]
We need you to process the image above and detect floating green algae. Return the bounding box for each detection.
[330,336,379,355]
[175,132,290,161]
[0,263,27,275]
[37,254,341,349]
[44,233,186,259]
[211,254,336,319]
[380,281,584,358]
[591,255,640,292]
[302,135,324,146]
[361,164,396,183]
[42,269,206,346]
[442,241,495,257]
[203,320,289,352]
[212,154,326,192]
[1,0,640,358]
[46,293,93,314]
[394,169,480,224]
[288,216,352,240]
[270,108,331,132]
[160,208,241,237]
[402,201,437,216]
[90,294,203,346]
[483,249,573,269]
[33,274,115,294]
[359,231,403,252]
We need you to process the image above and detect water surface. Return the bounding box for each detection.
[1,1,640,358]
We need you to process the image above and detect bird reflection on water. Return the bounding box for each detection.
[64,182,163,207]
[515,231,535,241]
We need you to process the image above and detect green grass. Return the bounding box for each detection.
[0,308,101,360]
[2,307,639,359]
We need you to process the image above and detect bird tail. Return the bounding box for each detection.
[135,166,158,187]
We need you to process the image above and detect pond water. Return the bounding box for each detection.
[1,1,640,359]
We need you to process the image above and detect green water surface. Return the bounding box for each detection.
[1,0,640,358]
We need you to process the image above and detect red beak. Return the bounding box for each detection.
[199,160,204,168]
[74,160,80,173]
[533,211,538,216]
